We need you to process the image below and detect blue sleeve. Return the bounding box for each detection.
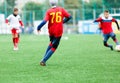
[63,16,72,23]
[37,20,47,30]
[115,20,120,30]
[93,20,98,23]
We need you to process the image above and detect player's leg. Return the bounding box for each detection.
[103,34,113,50]
[13,34,19,50]
[12,33,16,48]
[40,36,54,66]
[44,36,54,55]
[40,36,61,66]
[110,32,119,45]
[12,28,17,50]
[15,33,20,47]
[12,28,19,50]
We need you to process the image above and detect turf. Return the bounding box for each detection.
[0,34,120,83]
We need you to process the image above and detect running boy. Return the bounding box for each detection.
[6,8,24,50]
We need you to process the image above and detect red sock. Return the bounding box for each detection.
[113,38,119,45]
[15,37,19,47]
[16,37,19,44]
[114,38,117,42]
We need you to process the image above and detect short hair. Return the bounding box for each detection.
[14,8,18,12]
[49,0,58,6]
[104,10,109,13]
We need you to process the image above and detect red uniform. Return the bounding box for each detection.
[95,17,116,34]
[44,6,70,37]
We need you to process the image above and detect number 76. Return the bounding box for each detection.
[50,12,62,23]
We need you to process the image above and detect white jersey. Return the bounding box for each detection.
[6,14,22,29]
[101,16,113,20]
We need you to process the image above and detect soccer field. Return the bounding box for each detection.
[0,34,120,83]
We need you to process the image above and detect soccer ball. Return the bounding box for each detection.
[115,45,120,52]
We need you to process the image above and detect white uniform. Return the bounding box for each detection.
[6,14,22,29]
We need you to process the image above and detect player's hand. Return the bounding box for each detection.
[37,30,41,34]
[6,23,10,25]
[119,28,120,31]
[22,26,24,28]
[98,28,102,30]
[6,23,10,27]
[91,21,95,24]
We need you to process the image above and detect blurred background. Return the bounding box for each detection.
[0,0,120,35]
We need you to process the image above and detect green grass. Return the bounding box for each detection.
[0,34,120,83]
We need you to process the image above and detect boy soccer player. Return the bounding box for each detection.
[37,0,72,66]
[94,10,120,50]
[6,8,24,50]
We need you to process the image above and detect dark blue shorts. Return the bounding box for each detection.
[49,36,61,48]
[103,32,115,42]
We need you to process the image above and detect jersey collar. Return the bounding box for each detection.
[51,6,57,8]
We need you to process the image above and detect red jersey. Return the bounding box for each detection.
[95,16,116,34]
[44,6,70,37]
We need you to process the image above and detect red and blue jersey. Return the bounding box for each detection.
[44,6,70,37]
[95,16,116,34]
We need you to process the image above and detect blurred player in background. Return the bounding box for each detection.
[94,10,120,50]
[6,8,24,51]
[37,0,72,66]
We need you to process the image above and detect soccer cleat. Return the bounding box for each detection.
[110,45,113,51]
[40,61,46,66]
[13,47,19,51]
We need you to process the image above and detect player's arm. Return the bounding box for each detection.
[19,20,24,27]
[62,8,72,23]
[93,18,102,30]
[18,15,24,28]
[98,22,102,30]
[115,21,120,30]
[94,17,102,22]
[37,11,49,32]
[37,20,47,31]
[5,15,11,24]
[113,19,120,30]
[63,16,72,23]
[5,19,9,23]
